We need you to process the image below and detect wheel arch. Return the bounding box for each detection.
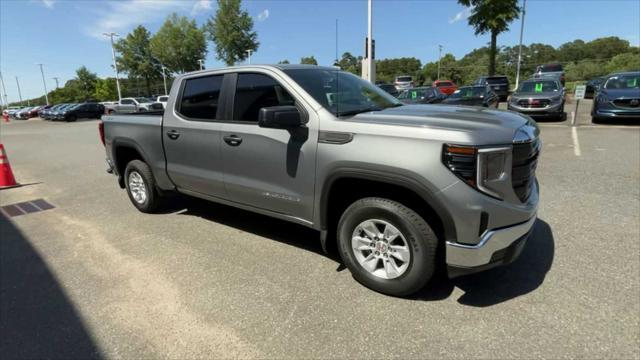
[112,139,153,189]
[318,169,457,253]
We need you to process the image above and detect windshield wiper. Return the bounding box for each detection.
[336,107,381,117]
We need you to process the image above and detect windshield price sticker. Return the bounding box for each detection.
[534,83,543,92]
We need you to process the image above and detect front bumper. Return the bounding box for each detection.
[593,107,640,119]
[446,215,536,277]
[508,102,563,117]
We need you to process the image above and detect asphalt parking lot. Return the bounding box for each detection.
[1,104,639,359]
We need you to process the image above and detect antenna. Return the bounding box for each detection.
[335,19,339,65]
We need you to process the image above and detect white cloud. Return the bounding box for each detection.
[87,0,190,40]
[191,0,212,15]
[40,0,55,8]
[257,9,269,22]
[448,7,472,24]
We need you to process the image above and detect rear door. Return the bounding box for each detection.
[162,73,228,198]
[219,71,318,220]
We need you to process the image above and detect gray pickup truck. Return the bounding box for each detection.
[101,65,540,296]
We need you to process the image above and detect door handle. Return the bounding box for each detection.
[166,130,180,140]
[223,135,243,146]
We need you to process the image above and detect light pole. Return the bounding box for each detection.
[437,45,443,80]
[197,59,205,70]
[15,77,23,105]
[366,0,375,83]
[161,66,168,94]
[103,32,122,101]
[37,63,49,105]
[514,0,527,90]
[245,50,252,65]
[52,77,60,89]
[0,72,8,108]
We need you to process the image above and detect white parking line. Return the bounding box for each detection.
[571,126,581,156]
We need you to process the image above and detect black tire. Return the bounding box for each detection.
[124,160,163,213]
[337,197,438,296]
[108,109,115,115]
[592,116,601,124]
[66,115,77,122]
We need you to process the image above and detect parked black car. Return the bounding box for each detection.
[42,104,68,120]
[585,76,605,99]
[475,75,509,101]
[397,87,446,104]
[59,102,105,121]
[591,71,640,123]
[377,84,400,97]
[442,85,499,108]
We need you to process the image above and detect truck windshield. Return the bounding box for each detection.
[284,69,401,117]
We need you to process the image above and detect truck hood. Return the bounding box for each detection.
[345,104,535,144]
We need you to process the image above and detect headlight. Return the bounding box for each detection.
[442,144,511,200]
[509,96,519,104]
[597,95,609,104]
[550,95,563,103]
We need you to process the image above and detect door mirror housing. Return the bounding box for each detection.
[258,106,303,128]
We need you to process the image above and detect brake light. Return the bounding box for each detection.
[98,121,105,146]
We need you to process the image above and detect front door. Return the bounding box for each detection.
[219,71,317,221]
[163,73,227,198]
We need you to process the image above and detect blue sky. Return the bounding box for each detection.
[1,0,639,102]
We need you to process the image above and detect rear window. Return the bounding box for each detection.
[436,82,453,87]
[158,96,169,102]
[536,64,563,73]
[396,76,412,82]
[179,75,224,120]
[485,77,508,85]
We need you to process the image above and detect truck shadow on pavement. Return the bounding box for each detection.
[0,215,102,359]
[171,197,554,306]
[414,219,555,307]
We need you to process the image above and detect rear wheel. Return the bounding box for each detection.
[124,160,164,213]
[337,197,438,296]
[66,114,77,122]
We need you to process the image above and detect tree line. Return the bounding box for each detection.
[336,36,638,87]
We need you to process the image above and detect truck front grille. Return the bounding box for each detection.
[613,98,640,109]
[511,139,540,202]
[517,99,550,108]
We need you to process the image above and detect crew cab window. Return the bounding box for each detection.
[121,99,134,105]
[179,75,223,120]
[233,73,295,122]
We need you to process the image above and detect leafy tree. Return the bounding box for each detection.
[94,78,119,101]
[115,26,161,94]
[337,52,362,74]
[458,0,520,76]
[278,60,290,64]
[584,36,631,60]
[74,66,98,101]
[150,13,207,73]
[206,0,259,66]
[376,57,422,83]
[300,56,318,65]
[606,52,640,74]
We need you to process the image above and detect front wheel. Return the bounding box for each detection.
[124,160,164,213]
[337,197,438,296]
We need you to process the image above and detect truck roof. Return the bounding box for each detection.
[179,64,341,77]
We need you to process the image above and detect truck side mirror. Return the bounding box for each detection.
[258,106,303,128]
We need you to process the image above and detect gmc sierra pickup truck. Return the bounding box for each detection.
[101,65,540,296]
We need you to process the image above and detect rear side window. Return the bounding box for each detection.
[179,75,223,120]
[437,82,453,87]
[121,99,134,105]
[233,73,295,122]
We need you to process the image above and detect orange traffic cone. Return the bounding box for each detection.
[0,144,18,188]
